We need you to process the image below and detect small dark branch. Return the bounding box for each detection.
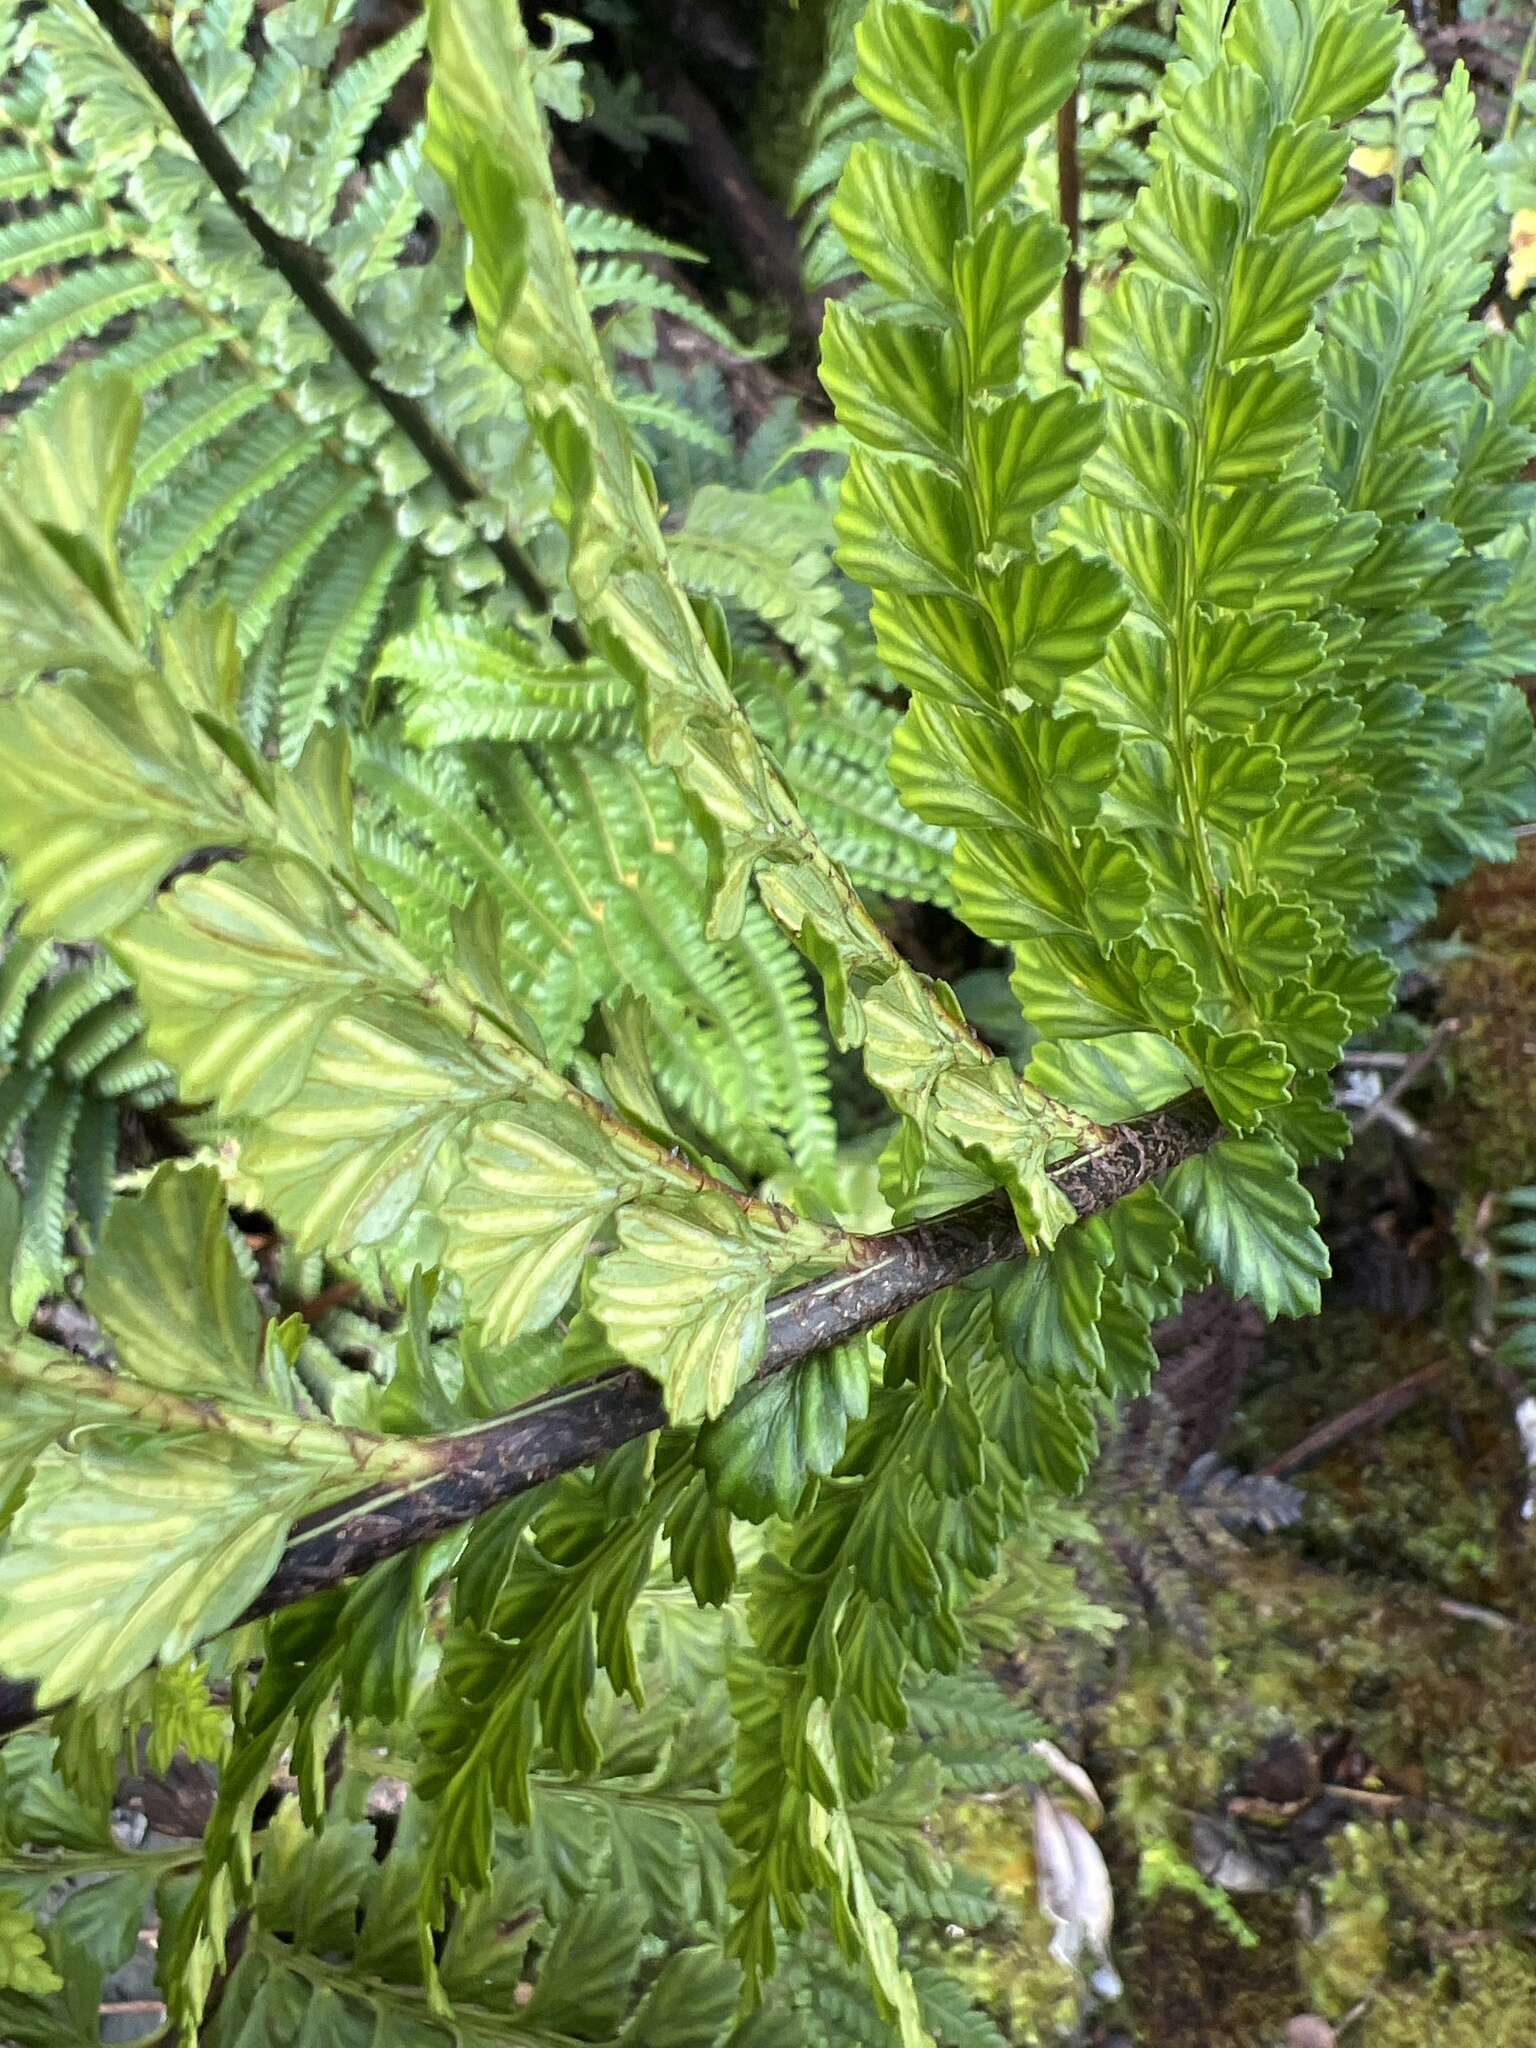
[244,1091,1222,1615]
[82,0,586,660]
[1258,1358,1450,1480]
[643,66,822,341]
[1349,1016,1459,1139]
[0,1095,1221,1735]
[1056,91,1083,375]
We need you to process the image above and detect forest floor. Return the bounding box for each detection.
[928,840,1536,2045]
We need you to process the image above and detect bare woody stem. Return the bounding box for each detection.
[82,0,587,660]
[1056,89,1083,373]
[226,1090,1221,1612]
[0,1092,1219,1735]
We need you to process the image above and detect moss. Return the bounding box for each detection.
[1437,843,1536,1192]
[1306,1822,1536,2043]
[1304,1824,1394,2014]
[932,1253,1536,2045]
[1115,1883,1301,2045]
[932,1791,1090,2045]
[1230,1310,1526,1606]
[1060,1438,1536,2041]
[1364,1948,1536,2047]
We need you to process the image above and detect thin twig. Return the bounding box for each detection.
[82,0,586,659]
[1349,1018,1459,1137]
[1505,16,1536,147]
[252,1093,1223,1613]
[1056,90,1083,374]
[1438,1597,1521,1634]
[0,1093,1222,1732]
[1258,1358,1448,1479]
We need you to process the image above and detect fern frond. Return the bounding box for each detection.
[69,1094,120,1246]
[901,1667,1048,1792]
[580,259,740,351]
[605,862,797,1177]
[176,0,261,117]
[669,483,840,665]
[54,990,147,1084]
[379,616,634,747]
[130,409,327,605]
[82,1042,177,1104]
[620,385,735,460]
[0,935,51,1054]
[564,203,703,265]
[19,959,132,1067]
[0,928,174,1307]
[0,196,127,283]
[91,306,231,396]
[276,513,408,757]
[1493,1188,1536,1374]
[788,0,869,292]
[294,15,428,237]
[0,261,168,393]
[221,465,376,653]
[785,723,954,904]
[731,909,837,1173]
[355,741,602,1062]
[0,1067,45,1155]
[12,1079,82,1313]
[128,375,272,501]
[326,136,425,304]
[0,144,64,203]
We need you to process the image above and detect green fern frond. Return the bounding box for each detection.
[276,513,409,756]
[379,616,635,747]
[581,258,741,351]
[221,465,376,653]
[0,261,169,394]
[284,14,428,237]
[0,144,65,203]
[355,740,604,1059]
[787,0,870,292]
[12,1078,83,1314]
[0,934,50,1054]
[67,1093,119,1246]
[901,1667,1049,1792]
[669,483,840,665]
[730,909,837,1173]
[18,958,132,1066]
[0,195,127,281]
[128,376,272,501]
[0,926,174,1310]
[83,1042,177,1103]
[130,409,328,606]
[327,135,426,304]
[785,724,954,904]
[89,307,232,396]
[564,202,703,265]
[620,385,736,460]
[54,990,148,1084]
[0,1068,45,1155]
[1493,1187,1536,1375]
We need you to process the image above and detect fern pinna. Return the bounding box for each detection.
[0,0,936,1227]
[0,1,1532,2044]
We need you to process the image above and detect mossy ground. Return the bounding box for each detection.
[1436,840,1536,1192]
[938,1274,1536,2041]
